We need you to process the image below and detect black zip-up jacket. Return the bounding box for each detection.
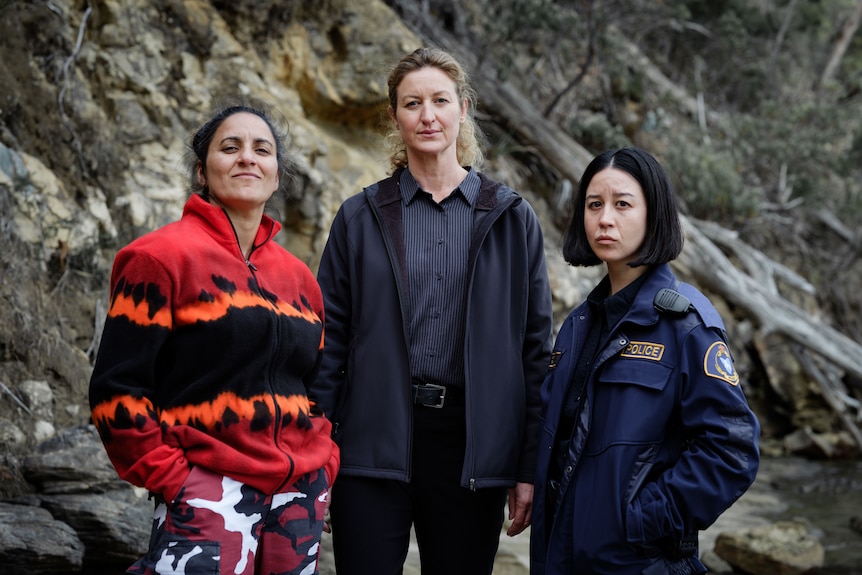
[313,168,553,488]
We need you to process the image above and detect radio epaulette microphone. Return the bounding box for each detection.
[653,288,694,315]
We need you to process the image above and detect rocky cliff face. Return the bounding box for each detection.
[0,0,859,573]
[0,0,597,476]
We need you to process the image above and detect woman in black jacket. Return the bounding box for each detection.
[314,47,554,575]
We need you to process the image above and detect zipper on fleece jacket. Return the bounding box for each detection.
[222,207,291,473]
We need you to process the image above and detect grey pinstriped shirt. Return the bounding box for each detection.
[400,167,481,389]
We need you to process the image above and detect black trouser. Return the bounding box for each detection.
[330,397,507,575]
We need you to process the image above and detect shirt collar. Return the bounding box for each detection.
[400,167,480,207]
[587,268,651,329]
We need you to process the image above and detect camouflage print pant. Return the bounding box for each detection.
[128,466,328,575]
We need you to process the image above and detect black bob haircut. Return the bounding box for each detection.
[561,147,684,267]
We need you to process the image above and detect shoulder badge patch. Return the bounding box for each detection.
[704,341,739,386]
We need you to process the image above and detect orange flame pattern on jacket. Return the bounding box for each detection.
[92,391,312,432]
[107,279,321,331]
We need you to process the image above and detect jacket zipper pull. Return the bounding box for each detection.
[246,259,258,271]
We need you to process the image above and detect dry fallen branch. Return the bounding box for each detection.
[797,348,862,447]
[0,379,31,415]
[679,216,862,448]
[680,215,862,381]
[693,218,815,297]
[817,208,859,246]
[57,5,92,175]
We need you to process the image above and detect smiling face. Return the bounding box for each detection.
[584,167,648,269]
[197,112,280,216]
[389,66,467,164]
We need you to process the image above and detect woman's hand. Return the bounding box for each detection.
[322,489,332,534]
[506,482,534,536]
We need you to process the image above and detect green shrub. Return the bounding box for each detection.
[665,138,759,222]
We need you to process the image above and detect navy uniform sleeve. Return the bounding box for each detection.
[625,317,761,546]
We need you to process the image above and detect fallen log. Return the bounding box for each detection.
[679,216,862,448]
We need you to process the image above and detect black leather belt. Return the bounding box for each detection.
[412,382,463,408]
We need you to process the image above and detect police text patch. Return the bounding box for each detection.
[703,341,739,386]
[620,341,665,361]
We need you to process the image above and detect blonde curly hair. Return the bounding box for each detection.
[384,47,484,172]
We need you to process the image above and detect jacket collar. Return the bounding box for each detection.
[377,167,512,211]
[182,193,281,252]
[622,263,677,326]
[577,264,677,328]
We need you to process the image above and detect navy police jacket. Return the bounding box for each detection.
[530,263,760,575]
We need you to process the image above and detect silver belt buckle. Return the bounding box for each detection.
[425,383,446,408]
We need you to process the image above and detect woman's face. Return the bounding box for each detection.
[389,66,466,162]
[197,112,279,213]
[584,167,648,267]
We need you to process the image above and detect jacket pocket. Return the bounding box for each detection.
[598,358,672,391]
[587,359,674,451]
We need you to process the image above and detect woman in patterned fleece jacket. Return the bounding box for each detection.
[89,104,338,575]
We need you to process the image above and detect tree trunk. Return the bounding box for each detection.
[819,0,862,89]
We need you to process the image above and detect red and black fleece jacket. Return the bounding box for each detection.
[89,194,338,502]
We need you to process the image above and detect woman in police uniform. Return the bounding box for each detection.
[530,147,760,575]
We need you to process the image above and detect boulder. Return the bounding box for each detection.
[17,426,151,568]
[39,489,151,567]
[714,520,825,575]
[20,425,120,494]
[0,501,84,575]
